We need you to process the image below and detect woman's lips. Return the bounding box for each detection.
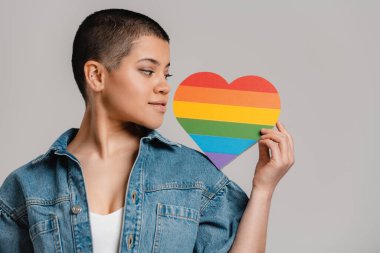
[149,103,167,112]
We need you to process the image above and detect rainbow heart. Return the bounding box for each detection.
[173,72,281,170]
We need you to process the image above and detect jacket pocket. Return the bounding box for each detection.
[29,215,63,253]
[152,202,200,253]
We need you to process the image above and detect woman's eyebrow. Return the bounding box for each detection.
[137,58,170,67]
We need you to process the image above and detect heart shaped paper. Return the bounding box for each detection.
[173,72,281,170]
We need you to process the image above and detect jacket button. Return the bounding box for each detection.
[71,205,82,214]
[132,191,136,204]
[127,234,133,249]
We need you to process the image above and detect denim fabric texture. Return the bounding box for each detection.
[0,128,249,253]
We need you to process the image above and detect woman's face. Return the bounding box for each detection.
[102,35,171,130]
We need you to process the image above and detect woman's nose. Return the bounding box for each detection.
[154,79,171,94]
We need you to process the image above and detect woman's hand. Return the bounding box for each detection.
[253,120,295,194]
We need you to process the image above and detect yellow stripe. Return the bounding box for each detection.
[173,101,280,125]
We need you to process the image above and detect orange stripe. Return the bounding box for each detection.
[174,86,281,109]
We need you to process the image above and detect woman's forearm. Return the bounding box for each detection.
[228,187,274,253]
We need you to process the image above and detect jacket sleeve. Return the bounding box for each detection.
[193,177,249,253]
[0,201,34,253]
[0,170,34,253]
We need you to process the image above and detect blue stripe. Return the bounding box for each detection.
[189,134,257,154]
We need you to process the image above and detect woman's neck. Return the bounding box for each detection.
[66,105,148,160]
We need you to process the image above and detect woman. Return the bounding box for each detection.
[0,8,295,253]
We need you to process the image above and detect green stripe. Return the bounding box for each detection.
[176,118,273,139]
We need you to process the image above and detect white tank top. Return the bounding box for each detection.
[89,207,124,253]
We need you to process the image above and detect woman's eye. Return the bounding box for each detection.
[140,69,154,76]
[140,69,172,80]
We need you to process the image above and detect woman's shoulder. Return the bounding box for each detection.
[1,153,43,188]
[151,130,219,169]
[149,131,231,194]
[0,158,34,215]
[0,151,58,212]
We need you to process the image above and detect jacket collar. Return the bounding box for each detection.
[40,127,181,157]
[31,127,181,165]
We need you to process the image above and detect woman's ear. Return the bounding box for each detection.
[84,60,106,93]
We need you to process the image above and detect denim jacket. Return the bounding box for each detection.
[0,128,249,253]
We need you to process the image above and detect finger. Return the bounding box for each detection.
[261,124,294,163]
[260,132,288,163]
[258,139,270,162]
[262,139,281,163]
[276,120,294,154]
[276,121,294,164]
[275,121,292,163]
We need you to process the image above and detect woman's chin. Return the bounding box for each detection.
[144,120,163,130]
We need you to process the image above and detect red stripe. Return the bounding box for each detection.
[180,72,278,93]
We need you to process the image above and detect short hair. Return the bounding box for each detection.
[71,8,170,104]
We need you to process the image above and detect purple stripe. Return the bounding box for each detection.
[204,152,238,170]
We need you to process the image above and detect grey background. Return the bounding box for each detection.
[1,1,379,252]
